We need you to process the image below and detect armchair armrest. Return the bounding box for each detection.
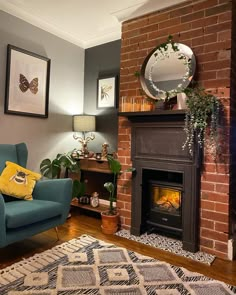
[33,178,73,205]
[0,194,6,247]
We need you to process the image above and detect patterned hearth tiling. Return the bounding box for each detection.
[115,229,215,265]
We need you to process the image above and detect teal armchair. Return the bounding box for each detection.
[0,143,72,248]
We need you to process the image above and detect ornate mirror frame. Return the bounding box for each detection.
[140,41,196,100]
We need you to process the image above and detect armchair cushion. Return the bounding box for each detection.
[0,161,41,200]
[5,200,63,229]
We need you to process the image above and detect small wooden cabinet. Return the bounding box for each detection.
[71,158,113,213]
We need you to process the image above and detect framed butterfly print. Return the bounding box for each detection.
[5,45,50,118]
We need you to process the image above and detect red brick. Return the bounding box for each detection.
[218,11,232,23]
[181,11,204,23]
[200,237,214,248]
[118,193,131,202]
[201,210,228,223]
[201,228,228,242]
[192,0,218,11]
[123,18,149,32]
[125,202,131,211]
[179,28,204,40]
[169,23,192,35]
[203,60,230,71]
[201,200,215,211]
[159,17,181,29]
[215,164,229,174]
[203,78,230,89]
[215,222,229,233]
[116,201,125,209]
[200,218,214,229]
[124,218,131,227]
[218,50,231,60]
[204,40,231,52]
[201,173,229,183]
[218,30,231,42]
[201,192,229,203]
[119,209,131,219]
[148,12,170,24]
[118,135,130,142]
[215,203,229,214]
[214,241,228,253]
[205,3,231,17]
[122,29,143,40]
[192,16,218,30]
[170,6,192,18]
[147,29,169,42]
[203,163,217,173]
[205,22,231,35]
[200,246,227,258]
[215,184,229,194]
[201,181,215,191]
[217,69,230,79]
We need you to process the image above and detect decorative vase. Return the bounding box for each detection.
[177,93,187,110]
[101,211,119,234]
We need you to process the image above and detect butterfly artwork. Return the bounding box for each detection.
[19,74,38,94]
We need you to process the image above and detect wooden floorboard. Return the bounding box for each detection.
[1,207,236,286]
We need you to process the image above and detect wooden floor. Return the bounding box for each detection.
[1,207,236,286]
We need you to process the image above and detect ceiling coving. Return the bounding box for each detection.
[0,0,188,49]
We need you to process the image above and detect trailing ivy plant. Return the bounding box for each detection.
[182,86,221,157]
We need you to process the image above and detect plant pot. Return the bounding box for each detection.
[101,211,119,234]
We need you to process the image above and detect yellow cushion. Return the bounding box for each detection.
[0,161,41,200]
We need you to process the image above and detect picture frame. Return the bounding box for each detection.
[97,74,118,109]
[5,44,51,118]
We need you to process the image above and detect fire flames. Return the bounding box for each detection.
[153,187,181,212]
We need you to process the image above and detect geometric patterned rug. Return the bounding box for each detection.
[0,235,235,295]
[116,229,216,265]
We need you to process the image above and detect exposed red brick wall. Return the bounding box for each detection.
[117,0,232,259]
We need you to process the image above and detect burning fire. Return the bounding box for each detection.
[153,187,181,211]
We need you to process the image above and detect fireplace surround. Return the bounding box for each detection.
[125,111,201,252]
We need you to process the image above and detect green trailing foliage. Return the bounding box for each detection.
[182,86,221,157]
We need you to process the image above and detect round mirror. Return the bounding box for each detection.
[140,42,196,100]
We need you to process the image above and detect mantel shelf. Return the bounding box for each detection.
[118,109,186,122]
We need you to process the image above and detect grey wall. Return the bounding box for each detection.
[0,11,85,171]
[84,40,121,154]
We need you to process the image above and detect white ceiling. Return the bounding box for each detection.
[0,0,188,49]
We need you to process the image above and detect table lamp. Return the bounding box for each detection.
[73,115,96,156]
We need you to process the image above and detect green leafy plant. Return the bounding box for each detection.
[182,86,221,157]
[104,155,135,215]
[40,152,81,199]
[40,153,80,179]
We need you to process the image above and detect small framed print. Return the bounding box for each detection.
[97,74,118,109]
[5,44,51,118]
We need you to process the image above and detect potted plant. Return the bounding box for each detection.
[40,152,82,198]
[101,155,134,234]
[182,86,221,158]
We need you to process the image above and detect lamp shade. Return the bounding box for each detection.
[73,115,96,132]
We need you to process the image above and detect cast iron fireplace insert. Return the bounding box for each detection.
[143,169,183,237]
[126,111,201,253]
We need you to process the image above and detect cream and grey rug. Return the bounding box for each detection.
[0,235,235,294]
[116,229,216,265]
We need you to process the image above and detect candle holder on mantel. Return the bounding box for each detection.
[121,96,154,112]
